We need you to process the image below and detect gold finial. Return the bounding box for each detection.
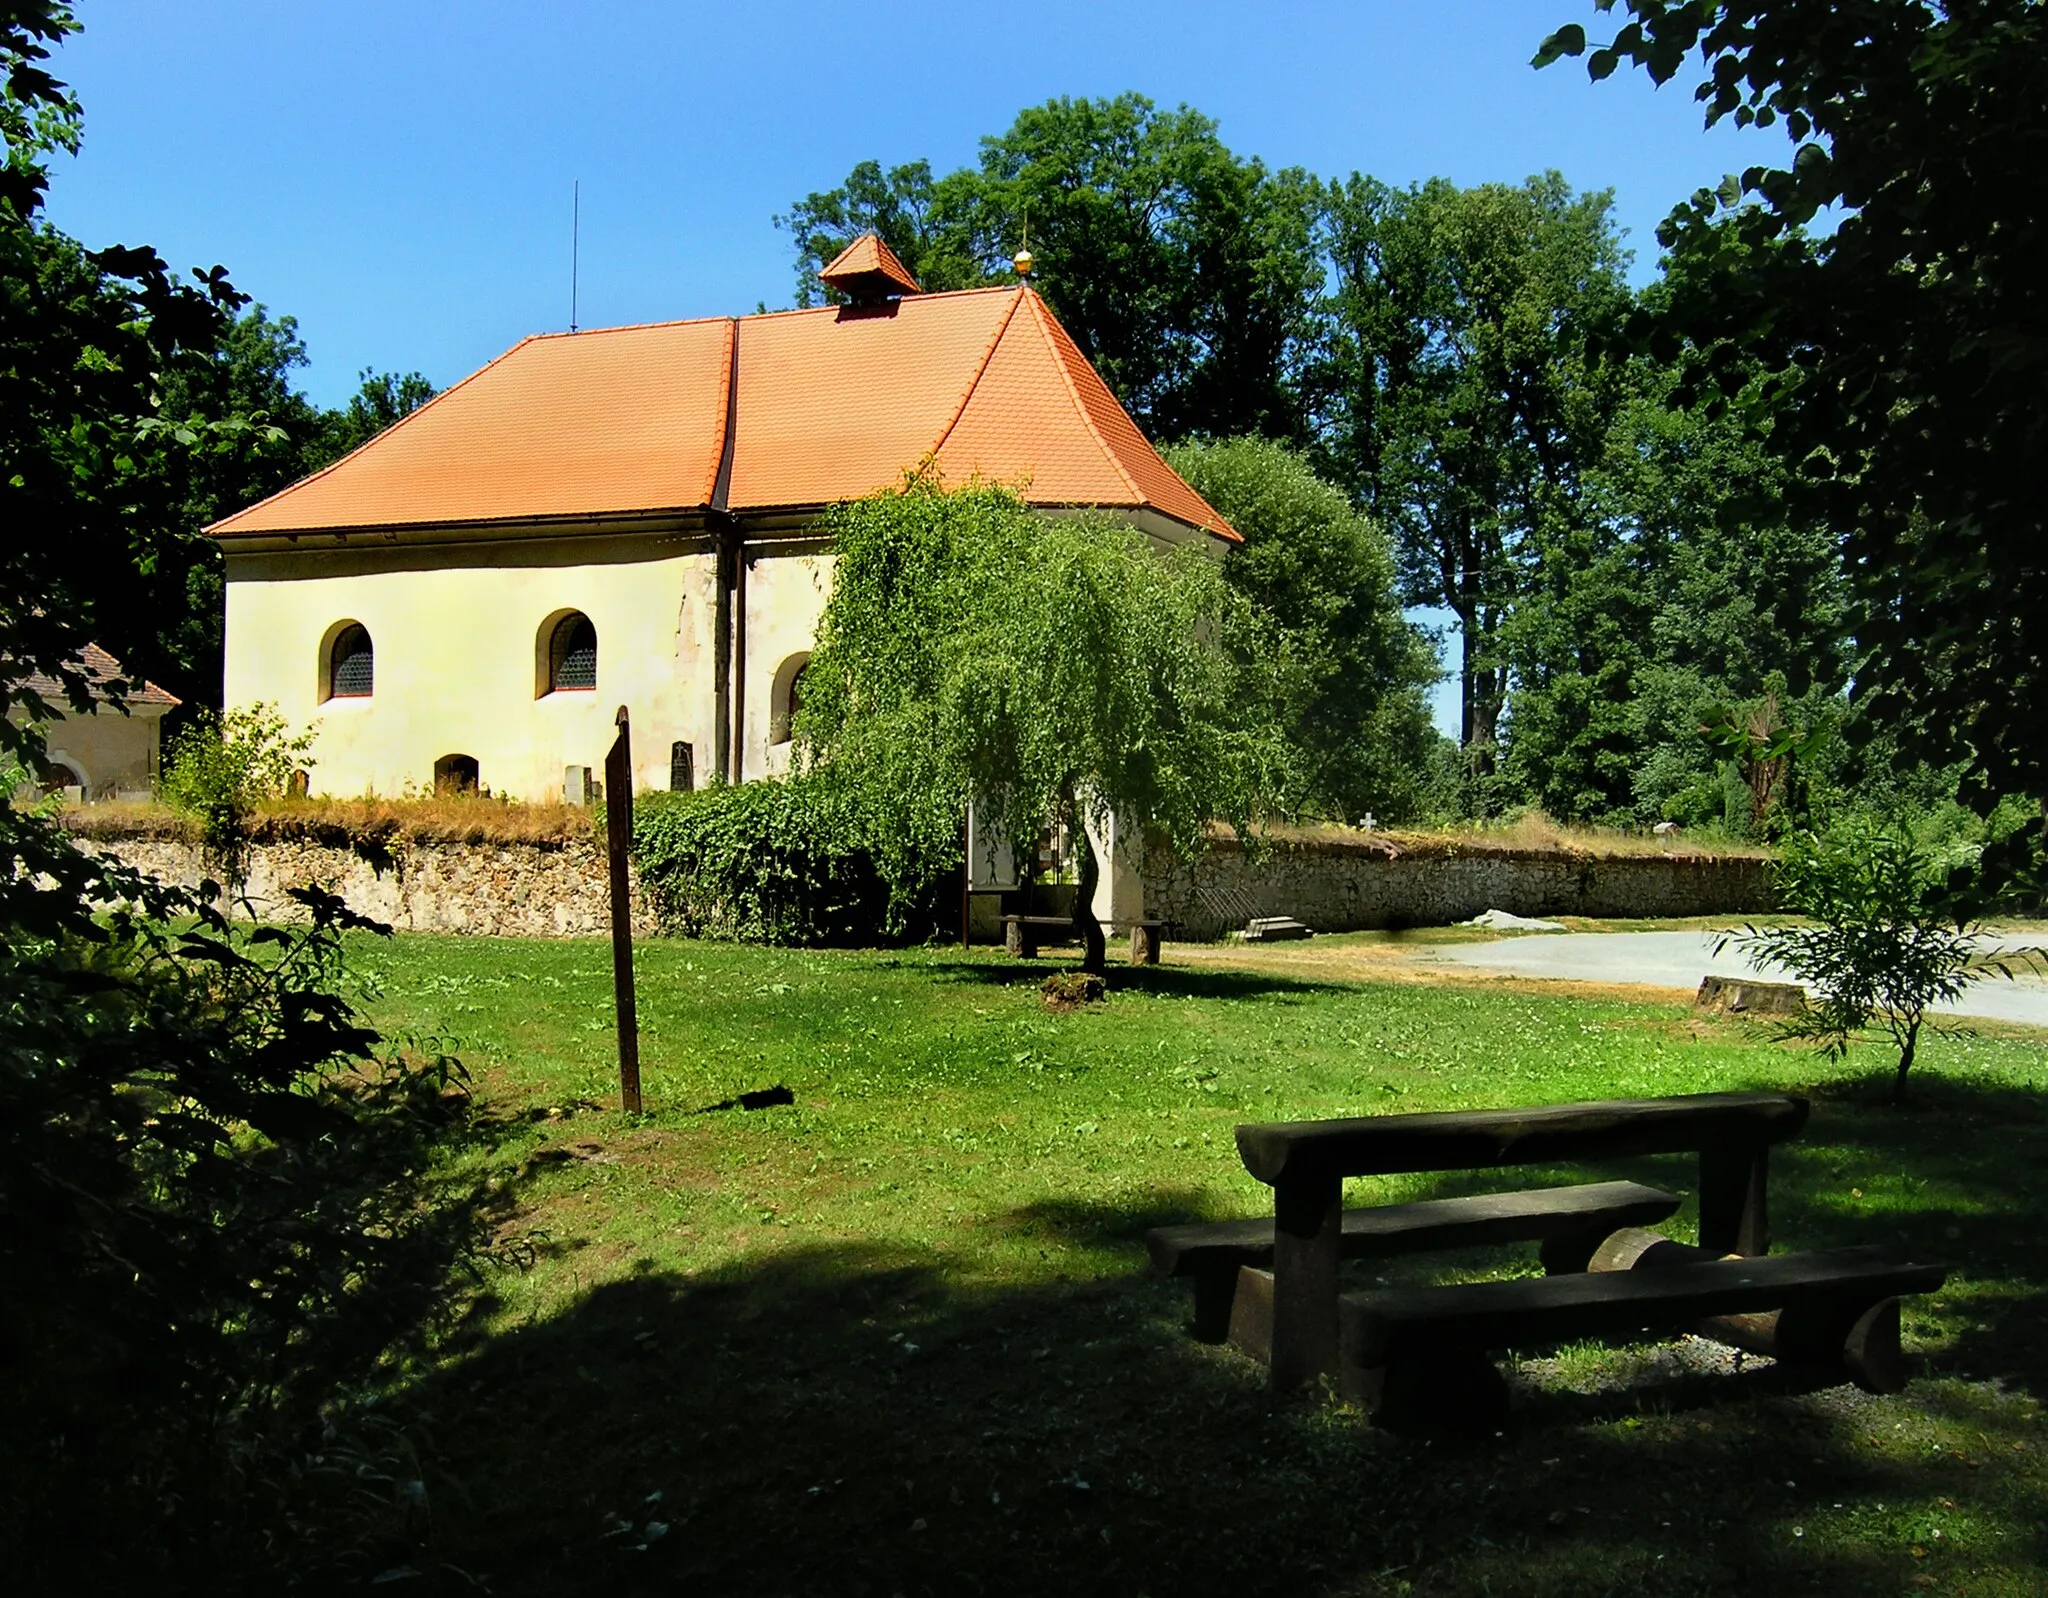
[1013,212,1033,278]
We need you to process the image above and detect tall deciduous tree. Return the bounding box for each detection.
[1163,436,1439,821]
[1,6,256,742]
[1316,173,1631,790]
[1538,0,2048,864]
[778,94,1324,441]
[1503,347,1849,826]
[793,483,1290,973]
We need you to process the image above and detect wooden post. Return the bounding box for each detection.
[1268,1172,1343,1390]
[1697,1140,1769,1255]
[605,705,641,1114]
[959,813,972,949]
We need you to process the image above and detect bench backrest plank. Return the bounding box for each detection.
[1237,1091,1809,1186]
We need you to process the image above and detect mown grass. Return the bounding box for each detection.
[354,933,2047,1597]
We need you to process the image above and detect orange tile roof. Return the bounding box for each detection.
[209,286,1237,543]
[818,232,922,298]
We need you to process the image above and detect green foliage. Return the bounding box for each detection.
[2,177,258,744]
[1543,1,2048,827]
[1723,817,2012,1101]
[1162,437,1437,820]
[1,22,492,1583]
[304,365,438,470]
[1501,345,1849,828]
[0,802,495,1586]
[160,700,314,815]
[1317,172,1631,788]
[633,776,947,946]
[160,701,316,879]
[795,482,1290,969]
[779,93,1324,440]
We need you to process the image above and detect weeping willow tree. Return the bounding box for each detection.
[793,481,1293,972]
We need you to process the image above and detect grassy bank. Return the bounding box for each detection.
[58,796,1766,862]
[350,933,2046,1596]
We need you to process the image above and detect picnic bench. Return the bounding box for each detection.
[1002,913,1165,965]
[1147,1091,1949,1430]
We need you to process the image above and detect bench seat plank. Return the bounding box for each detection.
[1340,1245,1948,1364]
[1147,1180,1681,1278]
[1238,1091,1810,1185]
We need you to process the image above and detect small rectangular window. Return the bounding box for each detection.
[670,741,694,793]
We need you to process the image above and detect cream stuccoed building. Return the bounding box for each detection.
[209,235,1238,807]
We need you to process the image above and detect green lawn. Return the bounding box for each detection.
[354,932,2048,1597]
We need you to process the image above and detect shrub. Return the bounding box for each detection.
[0,803,499,1587]
[1720,815,2022,1101]
[633,776,953,946]
[160,703,316,882]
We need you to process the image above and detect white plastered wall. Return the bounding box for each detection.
[741,547,835,781]
[223,532,732,801]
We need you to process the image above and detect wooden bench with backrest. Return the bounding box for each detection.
[1217,1091,1946,1428]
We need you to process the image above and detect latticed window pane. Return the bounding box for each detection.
[551,615,597,690]
[331,625,374,697]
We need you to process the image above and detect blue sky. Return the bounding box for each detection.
[43,0,1793,732]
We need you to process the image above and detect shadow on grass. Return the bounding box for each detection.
[384,1063,2048,1597]
[921,956,1350,1003]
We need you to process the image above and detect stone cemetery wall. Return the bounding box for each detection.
[83,824,1767,942]
[1142,837,1773,939]
[90,834,652,938]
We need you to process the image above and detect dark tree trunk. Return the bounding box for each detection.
[1063,783,1108,975]
[1451,576,1503,784]
[1890,1017,1921,1104]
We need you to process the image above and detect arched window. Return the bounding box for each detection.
[327,622,374,699]
[770,652,811,744]
[433,754,479,795]
[547,612,597,692]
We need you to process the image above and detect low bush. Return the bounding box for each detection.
[1,804,502,1588]
[633,776,954,946]
[1722,812,2028,1101]
[159,703,316,883]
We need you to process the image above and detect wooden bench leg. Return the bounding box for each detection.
[1129,923,1160,966]
[1004,919,1024,957]
[1696,1293,1910,1394]
[1842,1297,1908,1394]
[1269,1173,1343,1391]
[1192,1268,1238,1343]
[1595,1227,1915,1396]
[1698,1140,1771,1255]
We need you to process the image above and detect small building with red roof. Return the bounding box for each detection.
[208,237,1237,801]
[7,642,179,802]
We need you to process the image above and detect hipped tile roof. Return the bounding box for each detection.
[817,232,923,298]
[208,284,1236,543]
